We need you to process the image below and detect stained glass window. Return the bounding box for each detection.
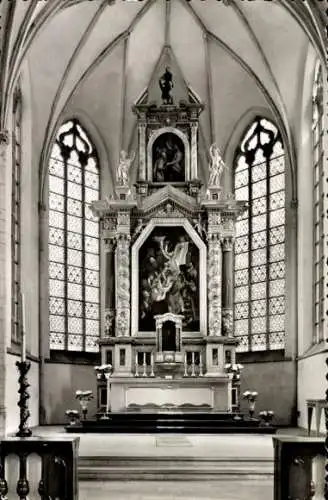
[11,86,22,344]
[48,120,100,352]
[312,63,324,343]
[234,117,286,352]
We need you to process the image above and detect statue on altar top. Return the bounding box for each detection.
[116,150,135,186]
[159,67,174,105]
[208,143,227,188]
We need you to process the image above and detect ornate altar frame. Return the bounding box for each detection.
[147,126,191,182]
[131,218,207,336]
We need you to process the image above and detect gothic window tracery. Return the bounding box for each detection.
[233,117,286,352]
[48,120,100,352]
[312,62,324,343]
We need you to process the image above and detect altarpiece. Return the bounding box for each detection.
[91,66,247,412]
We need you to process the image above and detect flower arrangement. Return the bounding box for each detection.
[224,363,244,372]
[75,390,94,419]
[94,364,113,381]
[65,409,80,426]
[259,410,274,425]
[242,391,258,418]
[242,391,258,401]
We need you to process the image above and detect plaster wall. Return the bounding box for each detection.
[297,352,326,433]
[43,363,97,424]
[6,354,39,434]
[238,360,295,426]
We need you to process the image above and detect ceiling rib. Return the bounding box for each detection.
[43,1,108,174]
[164,0,171,46]
[203,32,215,146]
[229,0,288,124]
[40,0,157,202]
[5,0,69,124]
[120,35,130,154]
[180,0,294,180]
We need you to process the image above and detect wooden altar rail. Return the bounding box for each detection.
[0,436,79,499]
[272,436,325,500]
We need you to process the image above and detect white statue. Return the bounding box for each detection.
[208,143,226,187]
[116,150,135,186]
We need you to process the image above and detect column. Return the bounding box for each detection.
[104,238,116,336]
[138,122,147,181]
[190,122,198,180]
[115,230,131,337]
[207,230,222,336]
[0,130,8,435]
[221,236,234,337]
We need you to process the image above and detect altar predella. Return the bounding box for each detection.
[82,64,249,421]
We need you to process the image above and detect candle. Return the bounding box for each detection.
[21,293,26,362]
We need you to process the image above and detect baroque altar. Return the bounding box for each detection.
[91,68,247,414]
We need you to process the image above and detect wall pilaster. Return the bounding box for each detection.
[0,130,9,434]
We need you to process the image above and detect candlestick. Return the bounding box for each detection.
[16,360,32,437]
[20,293,26,362]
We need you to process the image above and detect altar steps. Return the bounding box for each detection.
[78,456,274,481]
[66,412,275,434]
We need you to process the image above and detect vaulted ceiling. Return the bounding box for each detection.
[0,0,325,187]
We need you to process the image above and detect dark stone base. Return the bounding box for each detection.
[65,411,276,434]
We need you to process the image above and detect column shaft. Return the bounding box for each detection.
[207,234,222,336]
[221,237,234,337]
[115,235,130,337]
[138,123,146,181]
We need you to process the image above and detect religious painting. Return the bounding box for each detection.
[139,227,199,332]
[152,133,185,183]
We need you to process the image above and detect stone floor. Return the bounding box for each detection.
[79,479,273,500]
[16,427,308,499]
[33,425,291,459]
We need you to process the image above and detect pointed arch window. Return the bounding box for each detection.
[48,120,100,352]
[312,62,324,343]
[11,86,22,344]
[233,117,286,352]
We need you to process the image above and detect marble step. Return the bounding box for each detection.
[79,456,274,481]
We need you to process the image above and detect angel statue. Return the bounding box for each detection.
[116,150,135,186]
[208,143,227,187]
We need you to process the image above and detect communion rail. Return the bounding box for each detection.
[273,436,325,500]
[0,436,79,499]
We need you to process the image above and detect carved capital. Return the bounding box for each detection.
[290,198,298,210]
[222,236,234,252]
[104,238,116,252]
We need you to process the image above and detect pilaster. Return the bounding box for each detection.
[0,130,9,434]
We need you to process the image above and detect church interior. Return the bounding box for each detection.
[0,0,327,497]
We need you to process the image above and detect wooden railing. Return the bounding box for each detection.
[273,436,325,500]
[0,436,79,499]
